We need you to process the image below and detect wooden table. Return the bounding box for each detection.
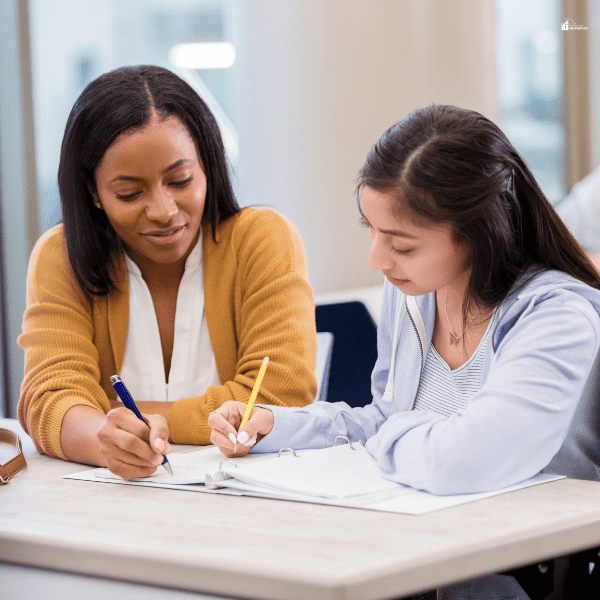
[2,417,600,600]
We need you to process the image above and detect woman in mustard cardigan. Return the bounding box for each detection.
[18,65,317,480]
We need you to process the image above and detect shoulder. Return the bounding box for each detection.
[224,207,301,243]
[30,224,65,258]
[505,269,600,313]
[215,207,306,265]
[27,224,92,305]
[28,224,70,276]
[495,269,600,346]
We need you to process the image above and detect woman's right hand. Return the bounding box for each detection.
[96,407,172,480]
[208,401,274,458]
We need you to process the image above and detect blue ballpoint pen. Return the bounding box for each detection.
[110,375,173,476]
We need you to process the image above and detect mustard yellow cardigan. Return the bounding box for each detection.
[18,208,317,458]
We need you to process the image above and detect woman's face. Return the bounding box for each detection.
[93,113,206,273]
[360,185,471,296]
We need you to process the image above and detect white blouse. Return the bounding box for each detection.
[119,235,220,403]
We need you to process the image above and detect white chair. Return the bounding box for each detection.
[315,332,334,402]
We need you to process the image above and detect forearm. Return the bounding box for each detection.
[60,405,108,467]
[252,402,387,454]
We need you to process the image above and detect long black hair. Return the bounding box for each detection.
[58,65,240,296]
[358,104,600,317]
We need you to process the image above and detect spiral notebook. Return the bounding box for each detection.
[64,437,563,515]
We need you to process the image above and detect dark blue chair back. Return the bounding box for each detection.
[315,301,377,408]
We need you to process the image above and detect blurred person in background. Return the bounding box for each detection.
[558,164,600,270]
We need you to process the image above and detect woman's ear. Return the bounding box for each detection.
[91,192,102,211]
[87,181,102,210]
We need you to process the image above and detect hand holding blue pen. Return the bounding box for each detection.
[110,375,173,476]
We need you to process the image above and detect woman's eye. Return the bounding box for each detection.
[114,176,192,199]
[170,176,193,187]
[116,191,141,200]
[392,247,414,256]
[359,217,371,229]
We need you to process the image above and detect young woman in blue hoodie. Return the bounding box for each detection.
[211,104,600,482]
[209,105,600,597]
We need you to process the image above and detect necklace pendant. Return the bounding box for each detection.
[450,332,459,345]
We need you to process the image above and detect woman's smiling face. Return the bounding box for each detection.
[93,112,207,273]
[359,185,471,296]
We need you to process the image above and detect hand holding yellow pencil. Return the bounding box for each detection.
[234,357,269,449]
[239,357,269,430]
[207,357,273,456]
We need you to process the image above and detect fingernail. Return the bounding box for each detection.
[237,431,249,444]
[244,436,257,447]
[155,439,164,452]
[228,433,237,445]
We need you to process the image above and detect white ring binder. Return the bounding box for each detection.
[278,447,297,457]
[332,436,363,450]
[205,460,238,488]
[219,460,238,470]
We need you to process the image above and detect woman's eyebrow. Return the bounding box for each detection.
[109,159,193,184]
[162,158,192,174]
[359,209,419,239]
[380,228,419,240]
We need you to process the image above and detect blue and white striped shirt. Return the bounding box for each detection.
[412,314,496,417]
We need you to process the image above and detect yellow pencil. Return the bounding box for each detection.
[239,357,270,429]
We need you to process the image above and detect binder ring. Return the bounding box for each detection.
[278,447,297,457]
[333,436,363,450]
[218,460,238,470]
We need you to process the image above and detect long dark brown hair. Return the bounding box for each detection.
[358,105,600,317]
[58,65,240,297]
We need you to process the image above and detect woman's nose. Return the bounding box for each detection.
[146,188,177,222]
[369,234,394,272]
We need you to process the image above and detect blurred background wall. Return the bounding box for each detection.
[1,0,597,416]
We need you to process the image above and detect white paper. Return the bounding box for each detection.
[217,444,399,499]
[213,471,563,514]
[89,446,273,484]
[63,445,564,515]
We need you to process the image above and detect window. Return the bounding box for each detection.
[495,0,564,203]
[29,0,233,233]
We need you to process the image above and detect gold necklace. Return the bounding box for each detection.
[444,288,481,346]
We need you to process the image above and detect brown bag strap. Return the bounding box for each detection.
[0,428,27,483]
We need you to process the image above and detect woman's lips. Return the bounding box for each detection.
[142,224,187,244]
[386,275,410,286]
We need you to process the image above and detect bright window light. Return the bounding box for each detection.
[169,42,236,70]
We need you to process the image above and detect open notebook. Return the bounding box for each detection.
[64,438,562,515]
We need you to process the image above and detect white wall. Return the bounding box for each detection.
[228,0,499,293]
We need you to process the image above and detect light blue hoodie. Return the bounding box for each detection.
[254,270,600,495]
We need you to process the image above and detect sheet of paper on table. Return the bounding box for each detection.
[90,445,275,484]
[63,445,563,515]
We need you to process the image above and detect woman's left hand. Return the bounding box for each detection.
[208,401,274,457]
